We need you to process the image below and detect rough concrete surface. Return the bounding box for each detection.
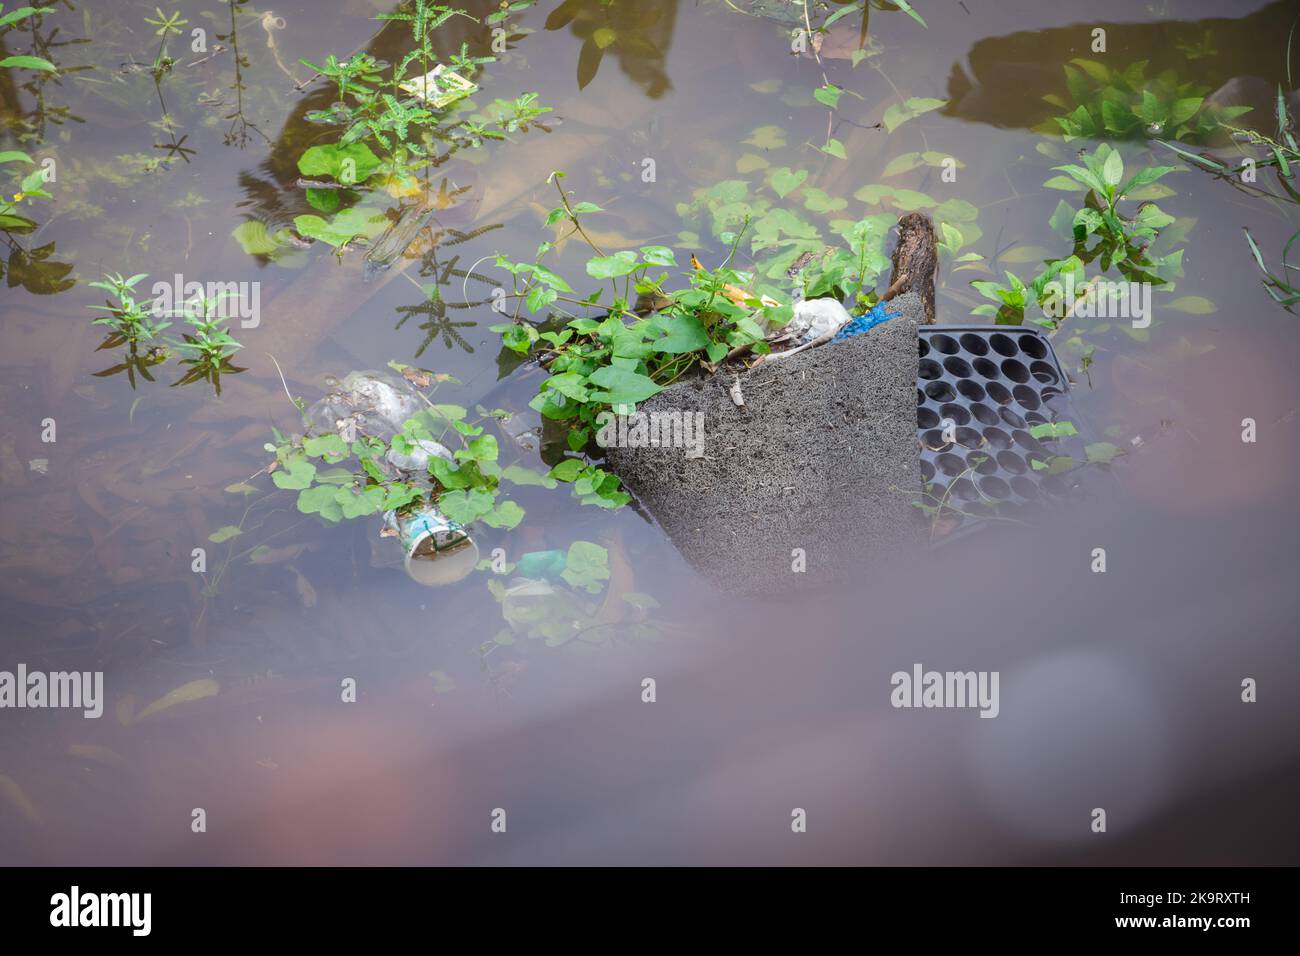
[608,291,926,594]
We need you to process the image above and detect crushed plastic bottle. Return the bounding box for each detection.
[308,370,473,586]
[307,370,423,444]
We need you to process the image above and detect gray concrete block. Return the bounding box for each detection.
[607,291,927,594]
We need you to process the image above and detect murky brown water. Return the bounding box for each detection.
[2,0,1299,864]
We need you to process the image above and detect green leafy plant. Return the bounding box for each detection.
[490,173,794,492]
[1042,58,1251,143]
[1045,143,1177,269]
[87,272,170,342]
[0,4,57,73]
[142,7,188,76]
[1157,87,1300,311]
[172,293,246,393]
[973,146,1181,328]
[1243,228,1300,310]
[0,148,52,234]
[85,272,249,393]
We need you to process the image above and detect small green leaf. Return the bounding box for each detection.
[652,315,709,353]
[744,124,787,149]
[1167,295,1216,314]
[208,526,242,543]
[303,434,347,459]
[502,465,557,488]
[271,457,317,490]
[882,97,946,133]
[0,55,57,73]
[438,487,495,524]
[769,167,807,199]
[430,456,473,489]
[562,540,610,593]
[297,142,381,184]
[1029,421,1079,440]
[586,365,662,404]
[548,459,585,482]
[813,84,843,109]
[639,245,676,266]
[482,499,525,529]
[586,251,639,279]
[820,138,847,160]
[1102,148,1124,188]
[1085,441,1123,465]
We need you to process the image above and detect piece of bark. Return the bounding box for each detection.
[890,213,938,324]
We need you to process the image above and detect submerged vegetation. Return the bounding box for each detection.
[1042,57,1251,143]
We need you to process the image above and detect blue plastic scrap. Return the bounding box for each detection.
[832,301,901,342]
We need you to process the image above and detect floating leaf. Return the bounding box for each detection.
[0,774,41,826]
[882,97,946,133]
[820,138,848,160]
[483,499,525,529]
[562,540,610,593]
[0,54,57,73]
[231,220,286,258]
[271,457,317,490]
[744,124,787,149]
[548,459,585,482]
[1085,441,1123,464]
[133,679,219,723]
[303,434,347,459]
[770,166,807,199]
[67,744,126,768]
[1029,421,1079,439]
[502,465,557,488]
[438,487,495,524]
[814,84,843,109]
[297,142,381,184]
[1167,295,1215,314]
[297,484,345,521]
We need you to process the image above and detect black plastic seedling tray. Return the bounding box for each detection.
[916,325,1094,533]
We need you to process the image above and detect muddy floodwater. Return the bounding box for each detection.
[1,0,1299,865]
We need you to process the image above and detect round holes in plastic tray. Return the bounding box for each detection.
[916,325,1091,534]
